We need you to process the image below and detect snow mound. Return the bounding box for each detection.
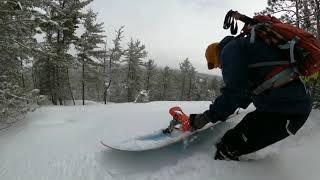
[0,101,319,180]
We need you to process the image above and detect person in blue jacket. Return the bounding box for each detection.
[189,36,312,160]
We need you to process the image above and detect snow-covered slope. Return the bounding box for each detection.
[0,101,319,180]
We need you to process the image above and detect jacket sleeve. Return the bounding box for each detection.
[205,38,252,122]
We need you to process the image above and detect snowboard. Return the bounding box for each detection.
[101,107,241,152]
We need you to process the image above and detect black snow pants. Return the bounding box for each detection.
[214,110,310,160]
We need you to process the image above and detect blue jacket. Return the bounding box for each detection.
[205,36,312,122]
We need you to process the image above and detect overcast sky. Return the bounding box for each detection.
[90,0,268,75]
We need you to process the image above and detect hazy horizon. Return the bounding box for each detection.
[90,0,268,75]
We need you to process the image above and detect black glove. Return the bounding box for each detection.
[189,113,210,130]
[190,111,221,130]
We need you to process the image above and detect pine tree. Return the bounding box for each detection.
[187,66,196,100]
[76,9,105,105]
[160,66,172,100]
[144,59,157,91]
[123,39,147,102]
[34,0,93,105]
[0,0,42,123]
[179,58,195,100]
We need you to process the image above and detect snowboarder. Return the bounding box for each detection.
[189,35,312,161]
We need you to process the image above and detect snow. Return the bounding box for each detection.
[32,7,47,15]
[35,27,42,33]
[31,89,40,94]
[17,1,22,11]
[0,101,319,180]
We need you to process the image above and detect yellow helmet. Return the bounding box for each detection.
[205,43,221,69]
[205,36,234,70]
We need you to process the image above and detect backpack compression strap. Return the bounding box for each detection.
[249,65,299,95]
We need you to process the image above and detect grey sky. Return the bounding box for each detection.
[90,0,268,75]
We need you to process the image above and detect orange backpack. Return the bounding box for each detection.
[223,10,320,94]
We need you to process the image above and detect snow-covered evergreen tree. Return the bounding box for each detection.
[76,9,105,105]
[179,58,195,100]
[0,0,42,123]
[160,66,172,100]
[144,59,157,91]
[0,0,224,114]
[34,0,93,105]
[187,66,196,100]
[123,39,147,102]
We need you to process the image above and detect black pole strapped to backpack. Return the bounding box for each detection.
[223,10,257,35]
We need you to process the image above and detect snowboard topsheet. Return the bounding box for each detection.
[101,126,200,151]
[101,113,241,151]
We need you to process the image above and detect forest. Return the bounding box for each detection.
[0,0,222,124]
[1,0,320,124]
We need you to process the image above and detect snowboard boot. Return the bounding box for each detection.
[214,141,240,161]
